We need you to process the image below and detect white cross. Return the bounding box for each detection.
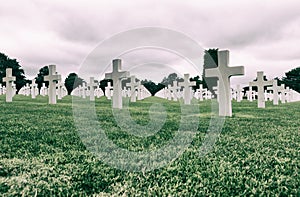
[3,68,16,102]
[126,75,139,102]
[169,81,180,101]
[88,77,98,101]
[105,82,113,100]
[179,74,196,105]
[278,84,289,104]
[105,59,130,109]
[30,79,38,99]
[56,81,65,100]
[195,84,204,101]
[44,65,61,104]
[236,84,244,102]
[249,71,273,108]
[205,50,244,116]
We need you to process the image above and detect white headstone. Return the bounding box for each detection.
[44,65,61,104]
[105,82,112,100]
[170,81,180,101]
[249,71,273,108]
[273,84,281,103]
[179,74,196,105]
[236,85,244,102]
[40,83,47,96]
[88,77,97,101]
[126,76,139,102]
[205,50,244,116]
[105,59,130,109]
[56,81,64,100]
[30,79,38,99]
[3,68,16,102]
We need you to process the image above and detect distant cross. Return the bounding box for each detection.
[40,83,47,96]
[195,84,204,101]
[166,85,172,100]
[278,84,289,104]
[56,81,64,100]
[137,83,144,100]
[205,50,244,116]
[126,75,139,102]
[30,79,38,99]
[179,74,196,105]
[81,82,87,99]
[247,86,254,102]
[169,81,180,101]
[105,82,113,100]
[249,71,273,108]
[44,65,61,104]
[3,68,16,102]
[236,84,244,102]
[88,77,98,101]
[105,59,130,109]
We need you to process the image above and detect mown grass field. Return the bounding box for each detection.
[0,95,299,196]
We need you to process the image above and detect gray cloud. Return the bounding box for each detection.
[0,0,299,84]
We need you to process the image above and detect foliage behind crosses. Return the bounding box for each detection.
[65,73,85,95]
[141,79,165,96]
[35,66,49,90]
[280,67,300,93]
[202,49,218,97]
[161,73,183,87]
[190,75,204,91]
[0,52,27,92]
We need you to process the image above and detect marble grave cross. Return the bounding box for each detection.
[44,65,61,104]
[105,59,130,109]
[3,68,16,102]
[205,50,244,116]
[249,71,273,108]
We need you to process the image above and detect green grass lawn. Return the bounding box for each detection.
[0,95,299,196]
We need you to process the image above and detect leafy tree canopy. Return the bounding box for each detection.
[0,52,26,92]
[161,73,183,87]
[65,73,85,95]
[280,67,300,93]
[35,66,49,90]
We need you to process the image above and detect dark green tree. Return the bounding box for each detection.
[141,79,165,96]
[0,52,26,92]
[161,73,183,87]
[65,73,85,95]
[99,79,113,95]
[35,66,49,90]
[202,49,218,96]
[190,75,203,91]
[280,67,300,93]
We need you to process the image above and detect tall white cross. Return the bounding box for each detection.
[105,59,130,109]
[205,50,244,116]
[249,71,273,108]
[3,68,16,102]
[88,77,98,101]
[179,74,196,105]
[126,75,139,102]
[44,65,61,104]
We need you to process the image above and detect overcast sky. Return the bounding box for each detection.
[1,0,300,86]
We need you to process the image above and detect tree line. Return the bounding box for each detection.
[0,52,299,96]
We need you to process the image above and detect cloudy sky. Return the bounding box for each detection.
[1,0,300,85]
